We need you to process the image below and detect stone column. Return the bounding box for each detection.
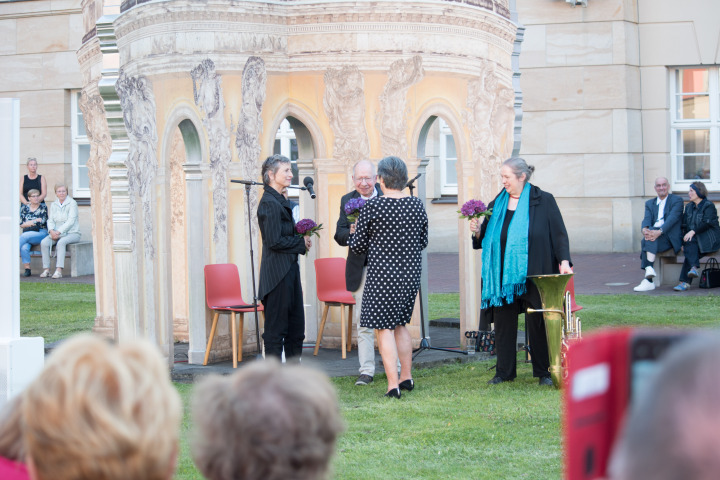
[185,162,210,364]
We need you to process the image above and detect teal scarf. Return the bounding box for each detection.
[481,183,530,308]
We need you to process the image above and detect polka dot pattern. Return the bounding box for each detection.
[348,196,429,330]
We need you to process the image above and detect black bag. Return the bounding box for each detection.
[23,224,40,233]
[699,258,720,289]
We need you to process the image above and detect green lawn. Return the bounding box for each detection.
[20,284,720,479]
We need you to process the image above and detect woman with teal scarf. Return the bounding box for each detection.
[470,158,572,385]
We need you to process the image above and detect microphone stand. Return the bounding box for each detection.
[406,174,467,359]
[230,179,309,360]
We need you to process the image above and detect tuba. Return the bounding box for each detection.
[526,274,582,388]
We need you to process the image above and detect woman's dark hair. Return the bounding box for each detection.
[377,156,408,191]
[502,157,535,183]
[261,154,291,185]
[691,181,708,199]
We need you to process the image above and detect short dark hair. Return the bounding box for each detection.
[261,154,291,185]
[377,156,408,190]
[502,157,535,183]
[691,181,708,199]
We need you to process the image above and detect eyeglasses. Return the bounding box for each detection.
[355,177,375,184]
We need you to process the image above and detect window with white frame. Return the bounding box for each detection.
[272,118,299,195]
[70,90,91,198]
[438,118,458,195]
[670,67,719,190]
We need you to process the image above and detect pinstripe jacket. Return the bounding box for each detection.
[257,185,307,299]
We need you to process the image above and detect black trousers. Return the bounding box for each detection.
[491,301,550,380]
[262,263,305,359]
[640,232,673,268]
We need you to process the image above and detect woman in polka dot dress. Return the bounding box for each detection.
[349,156,428,399]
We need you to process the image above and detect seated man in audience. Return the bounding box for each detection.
[634,177,683,291]
[21,334,182,480]
[608,333,720,479]
[191,359,344,480]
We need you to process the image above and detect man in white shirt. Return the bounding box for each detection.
[634,177,684,291]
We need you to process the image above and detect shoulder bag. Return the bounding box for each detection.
[699,257,720,289]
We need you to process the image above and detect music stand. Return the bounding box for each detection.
[406,174,467,359]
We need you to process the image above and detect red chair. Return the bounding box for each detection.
[204,264,264,368]
[313,258,356,359]
[565,271,583,315]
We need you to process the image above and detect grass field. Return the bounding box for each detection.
[19,284,720,479]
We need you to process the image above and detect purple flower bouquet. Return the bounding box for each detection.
[296,218,323,238]
[458,199,492,220]
[344,197,367,223]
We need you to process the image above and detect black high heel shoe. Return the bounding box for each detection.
[399,379,414,391]
[384,387,401,399]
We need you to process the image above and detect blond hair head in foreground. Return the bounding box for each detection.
[191,359,344,480]
[21,334,181,480]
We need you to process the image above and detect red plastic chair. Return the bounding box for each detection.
[565,272,583,314]
[204,264,264,368]
[313,258,356,359]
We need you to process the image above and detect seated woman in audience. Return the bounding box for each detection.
[674,181,720,291]
[19,188,48,277]
[21,334,182,480]
[191,359,343,480]
[0,396,30,480]
[39,184,81,279]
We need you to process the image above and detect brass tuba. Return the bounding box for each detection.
[526,274,582,388]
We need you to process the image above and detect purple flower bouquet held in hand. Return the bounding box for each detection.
[344,197,367,223]
[458,199,492,220]
[296,218,324,238]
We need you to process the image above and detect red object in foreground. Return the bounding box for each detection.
[564,329,632,480]
[0,457,30,480]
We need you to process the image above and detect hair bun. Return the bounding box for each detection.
[528,165,535,174]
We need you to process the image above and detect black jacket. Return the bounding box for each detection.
[472,184,572,306]
[257,185,307,299]
[682,198,720,254]
[334,185,382,291]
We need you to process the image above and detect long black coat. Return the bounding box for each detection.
[257,186,307,299]
[682,198,720,254]
[472,184,572,307]
[333,185,382,291]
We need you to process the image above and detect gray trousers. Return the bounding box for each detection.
[41,233,81,269]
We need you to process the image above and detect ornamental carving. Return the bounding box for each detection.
[191,58,232,261]
[235,56,267,237]
[464,61,516,200]
[78,85,114,247]
[378,56,424,158]
[115,69,159,259]
[324,65,370,167]
[169,128,186,236]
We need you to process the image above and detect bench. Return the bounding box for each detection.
[20,241,95,277]
[657,249,720,286]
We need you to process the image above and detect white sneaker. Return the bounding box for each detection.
[634,279,656,292]
[40,269,50,278]
[645,266,657,279]
[51,271,62,279]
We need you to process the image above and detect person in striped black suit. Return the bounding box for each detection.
[257,154,312,361]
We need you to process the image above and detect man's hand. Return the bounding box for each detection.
[642,228,661,242]
[304,237,312,250]
[349,223,356,235]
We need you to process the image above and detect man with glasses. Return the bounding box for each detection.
[334,160,382,385]
[634,177,683,291]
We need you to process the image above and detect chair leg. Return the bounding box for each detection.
[341,305,346,359]
[238,313,244,363]
[314,304,330,356]
[203,311,220,366]
[231,312,238,369]
[347,304,353,353]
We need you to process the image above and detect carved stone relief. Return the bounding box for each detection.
[235,56,267,236]
[324,65,370,167]
[378,56,424,158]
[78,85,113,247]
[169,128,186,236]
[464,61,515,200]
[115,69,159,259]
[191,58,232,261]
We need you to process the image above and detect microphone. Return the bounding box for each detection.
[303,176,317,199]
[406,173,421,188]
[231,179,263,186]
